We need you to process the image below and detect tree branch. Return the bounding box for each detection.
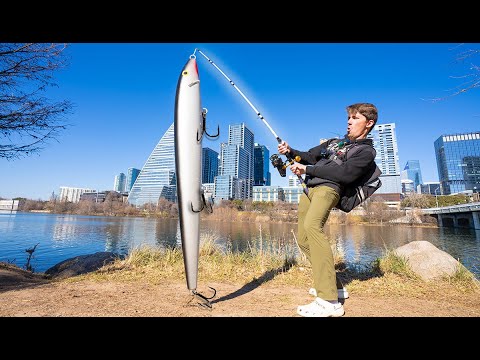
[0,43,73,159]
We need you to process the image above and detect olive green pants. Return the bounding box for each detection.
[297,185,341,301]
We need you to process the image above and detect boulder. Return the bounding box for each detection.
[45,252,122,279]
[393,241,460,281]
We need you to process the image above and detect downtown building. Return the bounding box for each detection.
[368,122,402,194]
[252,185,285,202]
[253,143,271,186]
[434,131,480,195]
[215,123,254,201]
[282,175,304,203]
[401,160,423,196]
[126,167,141,192]
[59,186,96,203]
[202,147,219,184]
[114,173,126,193]
[403,160,423,192]
[127,123,177,207]
[202,147,219,199]
[418,181,441,196]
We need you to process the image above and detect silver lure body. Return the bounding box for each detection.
[174,56,203,291]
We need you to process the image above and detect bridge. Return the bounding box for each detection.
[422,202,480,229]
[0,199,19,214]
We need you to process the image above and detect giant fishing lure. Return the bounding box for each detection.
[174,53,218,308]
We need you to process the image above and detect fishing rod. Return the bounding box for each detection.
[194,48,308,195]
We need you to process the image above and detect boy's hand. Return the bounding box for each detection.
[277,141,291,155]
[290,163,306,175]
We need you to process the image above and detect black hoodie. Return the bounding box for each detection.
[288,137,376,195]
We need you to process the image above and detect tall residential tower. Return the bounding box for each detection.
[368,123,401,193]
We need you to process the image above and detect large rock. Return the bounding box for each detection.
[393,241,460,281]
[45,252,122,279]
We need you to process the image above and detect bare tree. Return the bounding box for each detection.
[0,43,73,160]
[428,44,480,102]
[401,193,432,209]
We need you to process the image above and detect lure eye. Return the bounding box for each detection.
[182,71,188,76]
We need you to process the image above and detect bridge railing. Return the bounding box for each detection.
[422,201,480,214]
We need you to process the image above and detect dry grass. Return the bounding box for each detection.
[343,250,480,299]
[69,232,479,302]
[376,250,420,280]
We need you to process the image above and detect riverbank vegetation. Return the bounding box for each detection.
[10,193,455,227]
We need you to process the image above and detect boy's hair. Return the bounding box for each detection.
[346,103,378,133]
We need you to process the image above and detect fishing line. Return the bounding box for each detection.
[194,48,308,194]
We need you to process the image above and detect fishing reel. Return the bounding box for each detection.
[270,154,301,177]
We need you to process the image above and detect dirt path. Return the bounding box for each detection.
[1,267,479,317]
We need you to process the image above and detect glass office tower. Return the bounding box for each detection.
[404,160,423,192]
[113,173,126,192]
[202,147,219,184]
[434,131,480,195]
[254,143,271,186]
[126,167,140,192]
[127,123,177,207]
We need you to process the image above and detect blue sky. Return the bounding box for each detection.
[1,43,479,201]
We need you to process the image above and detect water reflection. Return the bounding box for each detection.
[155,218,179,249]
[0,213,478,278]
[52,216,78,243]
[0,214,16,231]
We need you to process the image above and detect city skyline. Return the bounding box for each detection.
[1,43,478,200]
[13,123,479,203]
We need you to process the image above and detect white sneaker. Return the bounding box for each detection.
[309,287,349,299]
[297,297,345,317]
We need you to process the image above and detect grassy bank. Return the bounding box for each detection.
[69,233,479,300]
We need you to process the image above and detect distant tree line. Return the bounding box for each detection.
[15,192,473,226]
[400,193,471,208]
[16,192,178,218]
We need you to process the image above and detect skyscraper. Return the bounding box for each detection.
[114,173,126,192]
[434,131,480,195]
[253,143,271,186]
[215,123,254,200]
[403,160,423,192]
[202,147,219,184]
[126,167,141,192]
[127,123,177,207]
[368,123,401,193]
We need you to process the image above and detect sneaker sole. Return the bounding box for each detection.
[297,303,345,317]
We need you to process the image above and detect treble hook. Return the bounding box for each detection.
[197,108,220,142]
[191,190,214,213]
[191,287,217,309]
[190,198,204,213]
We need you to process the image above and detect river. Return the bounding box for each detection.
[0,212,478,278]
